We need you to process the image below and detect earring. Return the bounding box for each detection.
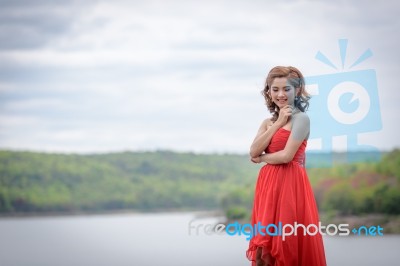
[295,96,299,101]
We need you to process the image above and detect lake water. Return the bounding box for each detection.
[0,211,399,266]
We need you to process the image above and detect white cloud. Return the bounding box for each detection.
[0,0,399,153]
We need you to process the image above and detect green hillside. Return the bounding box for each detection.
[0,150,259,214]
[0,149,398,220]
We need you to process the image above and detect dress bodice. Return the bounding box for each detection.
[264,127,307,167]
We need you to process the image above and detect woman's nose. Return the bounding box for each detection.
[278,90,286,97]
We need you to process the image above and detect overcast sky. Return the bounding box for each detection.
[0,0,399,154]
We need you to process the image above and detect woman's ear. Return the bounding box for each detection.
[295,87,300,96]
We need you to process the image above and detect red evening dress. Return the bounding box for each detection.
[246,127,327,266]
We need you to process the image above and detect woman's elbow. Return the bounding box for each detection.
[249,150,258,158]
[249,146,262,158]
[281,152,294,163]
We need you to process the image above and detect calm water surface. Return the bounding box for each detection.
[0,212,399,266]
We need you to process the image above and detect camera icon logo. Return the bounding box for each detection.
[305,39,382,165]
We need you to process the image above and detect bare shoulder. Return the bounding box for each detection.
[291,112,310,140]
[292,112,310,130]
[294,111,310,121]
[256,118,272,133]
[262,118,273,129]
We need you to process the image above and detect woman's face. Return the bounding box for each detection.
[270,77,297,109]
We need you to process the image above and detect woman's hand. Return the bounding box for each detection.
[250,155,263,164]
[275,105,293,127]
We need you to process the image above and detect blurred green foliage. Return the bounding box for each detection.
[0,150,259,214]
[0,149,398,219]
[311,149,400,215]
[223,149,400,220]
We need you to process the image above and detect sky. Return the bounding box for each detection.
[0,0,399,154]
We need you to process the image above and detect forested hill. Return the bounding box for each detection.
[0,149,395,215]
[0,150,259,214]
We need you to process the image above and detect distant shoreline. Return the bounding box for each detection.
[2,209,399,235]
[0,208,223,219]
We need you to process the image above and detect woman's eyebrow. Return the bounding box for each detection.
[271,85,292,89]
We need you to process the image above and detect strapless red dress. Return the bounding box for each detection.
[246,128,327,266]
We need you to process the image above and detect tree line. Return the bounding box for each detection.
[0,149,398,219]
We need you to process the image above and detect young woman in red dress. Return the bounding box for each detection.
[247,66,327,266]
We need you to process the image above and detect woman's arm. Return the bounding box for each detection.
[254,112,310,164]
[249,106,293,158]
[249,119,280,158]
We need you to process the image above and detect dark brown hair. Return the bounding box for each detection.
[261,66,310,121]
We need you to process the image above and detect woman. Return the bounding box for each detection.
[246,66,327,266]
